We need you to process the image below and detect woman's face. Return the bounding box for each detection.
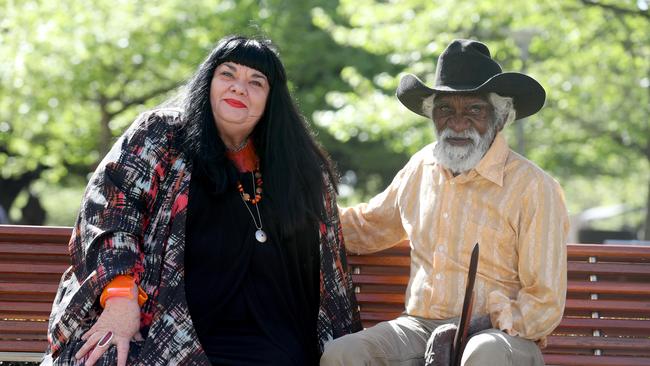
[210,62,270,147]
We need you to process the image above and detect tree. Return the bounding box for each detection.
[2,0,253,222]
[312,0,650,238]
[573,0,650,239]
[0,0,389,224]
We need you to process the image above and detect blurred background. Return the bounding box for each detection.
[0,0,648,244]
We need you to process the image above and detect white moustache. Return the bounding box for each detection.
[439,128,480,145]
[433,125,496,174]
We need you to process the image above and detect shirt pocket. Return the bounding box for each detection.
[464,219,518,285]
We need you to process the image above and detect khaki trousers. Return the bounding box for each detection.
[320,315,545,366]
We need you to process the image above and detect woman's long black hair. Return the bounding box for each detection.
[182,35,336,235]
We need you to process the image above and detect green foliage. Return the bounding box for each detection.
[1,0,263,180]
[312,0,650,235]
[0,0,390,224]
[1,0,649,236]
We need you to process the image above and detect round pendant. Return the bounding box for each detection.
[255,229,267,243]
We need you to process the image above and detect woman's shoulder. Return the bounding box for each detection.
[134,107,184,129]
[122,108,185,145]
[95,108,189,168]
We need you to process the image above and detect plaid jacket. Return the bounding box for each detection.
[43,109,362,365]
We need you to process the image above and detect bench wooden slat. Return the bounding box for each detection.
[0,340,48,354]
[356,293,405,304]
[348,256,411,267]
[0,282,59,295]
[565,298,650,314]
[0,263,70,275]
[544,353,650,366]
[567,281,650,295]
[568,262,650,276]
[0,225,71,243]
[0,243,70,256]
[0,301,53,316]
[557,317,650,333]
[546,335,650,351]
[0,320,48,334]
[353,274,410,285]
[360,311,402,321]
[567,244,650,261]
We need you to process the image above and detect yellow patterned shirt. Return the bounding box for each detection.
[340,133,569,343]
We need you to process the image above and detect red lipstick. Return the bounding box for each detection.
[224,99,246,108]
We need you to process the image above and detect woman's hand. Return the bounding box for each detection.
[74,295,142,366]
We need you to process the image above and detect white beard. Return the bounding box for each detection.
[432,124,497,174]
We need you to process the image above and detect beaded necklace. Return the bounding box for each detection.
[226,139,267,243]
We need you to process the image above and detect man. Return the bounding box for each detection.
[320,39,569,366]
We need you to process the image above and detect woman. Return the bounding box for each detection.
[43,35,361,366]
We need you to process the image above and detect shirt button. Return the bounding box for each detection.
[435,273,442,280]
[443,212,449,218]
[450,181,455,185]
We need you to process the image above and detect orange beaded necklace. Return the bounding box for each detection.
[226,138,263,204]
[236,171,263,204]
[226,138,267,242]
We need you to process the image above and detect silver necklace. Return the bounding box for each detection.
[228,138,249,153]
[239,172,267,243]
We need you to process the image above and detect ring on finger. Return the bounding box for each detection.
[97,331,114,348]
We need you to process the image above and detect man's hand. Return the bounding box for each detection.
[424,323,456,366]
[424,315,492,366]
[74,295,143,366]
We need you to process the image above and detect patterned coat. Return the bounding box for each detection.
[42,109,362,365]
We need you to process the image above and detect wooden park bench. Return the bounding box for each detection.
[349,241,650,366]
[2,224,650,365]
[0,225,70,363]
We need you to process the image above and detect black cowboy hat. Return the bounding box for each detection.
[396,39,546,120]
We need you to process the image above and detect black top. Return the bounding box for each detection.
[184,165,320,365]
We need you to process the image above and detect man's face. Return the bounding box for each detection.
[431,94,497,174]
[432,94,493,137]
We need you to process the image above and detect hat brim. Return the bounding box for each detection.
[396,72,546,120]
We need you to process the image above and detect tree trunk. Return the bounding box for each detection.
[18,192,46,225]
[99,95,112,156]
[643,171,650,240]
[0,168,45,222]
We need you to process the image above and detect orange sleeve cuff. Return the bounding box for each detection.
[100,275,148,308]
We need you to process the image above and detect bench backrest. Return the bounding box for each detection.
[349,240,650,366]
[0,225,70,361]
[2,225,650,365]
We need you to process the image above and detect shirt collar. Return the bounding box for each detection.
[474,132,508,187]
[423,132,509,187]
